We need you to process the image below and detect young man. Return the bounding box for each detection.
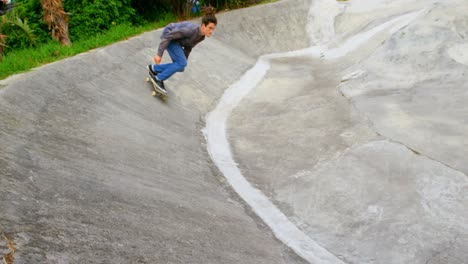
[148,8,217,93]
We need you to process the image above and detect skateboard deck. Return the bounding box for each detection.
[145,71,168,101]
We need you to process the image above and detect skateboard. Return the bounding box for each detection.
[145,71,168,101]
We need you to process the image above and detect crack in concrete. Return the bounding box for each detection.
[338,87,468,179]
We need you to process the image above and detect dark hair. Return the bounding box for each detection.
[201,6,217,26]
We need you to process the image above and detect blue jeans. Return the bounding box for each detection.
[152,42,187,81]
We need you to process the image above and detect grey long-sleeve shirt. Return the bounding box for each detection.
[157,22,205,58]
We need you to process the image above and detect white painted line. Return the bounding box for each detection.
[203,8,423,264]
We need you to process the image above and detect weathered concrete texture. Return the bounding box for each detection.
[0,0,310,263]
[228,0,468,264]
[2,0,468,263]
[339,2,468,175]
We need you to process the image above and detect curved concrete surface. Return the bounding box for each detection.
[1,0,467,263]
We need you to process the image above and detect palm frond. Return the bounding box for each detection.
[10,16,37,46]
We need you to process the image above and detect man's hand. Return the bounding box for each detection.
[154,55,162,64]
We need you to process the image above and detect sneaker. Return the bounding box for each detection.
[154,78,167,93]
[147,64,158,76]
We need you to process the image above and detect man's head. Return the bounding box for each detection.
[201,22,216,37]
[201,6,217,37]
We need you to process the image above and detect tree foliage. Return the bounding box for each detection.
[64,0,136,40]
[0,5,38,56]
[131,0,172,22]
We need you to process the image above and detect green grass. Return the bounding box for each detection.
[0,19,172,80]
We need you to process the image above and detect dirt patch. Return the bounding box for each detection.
[1,234,16,264]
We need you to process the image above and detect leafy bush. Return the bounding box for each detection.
[1,0,49,50]
[63,0,136,41]
[130,0,171,22]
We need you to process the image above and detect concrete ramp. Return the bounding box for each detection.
[1,0,467,263]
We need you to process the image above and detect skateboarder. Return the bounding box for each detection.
[147,6,217,92]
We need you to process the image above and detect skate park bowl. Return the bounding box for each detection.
[1,0,467,263]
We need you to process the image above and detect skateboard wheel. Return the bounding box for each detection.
[152,91,156,96]
[146,77,150,82]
